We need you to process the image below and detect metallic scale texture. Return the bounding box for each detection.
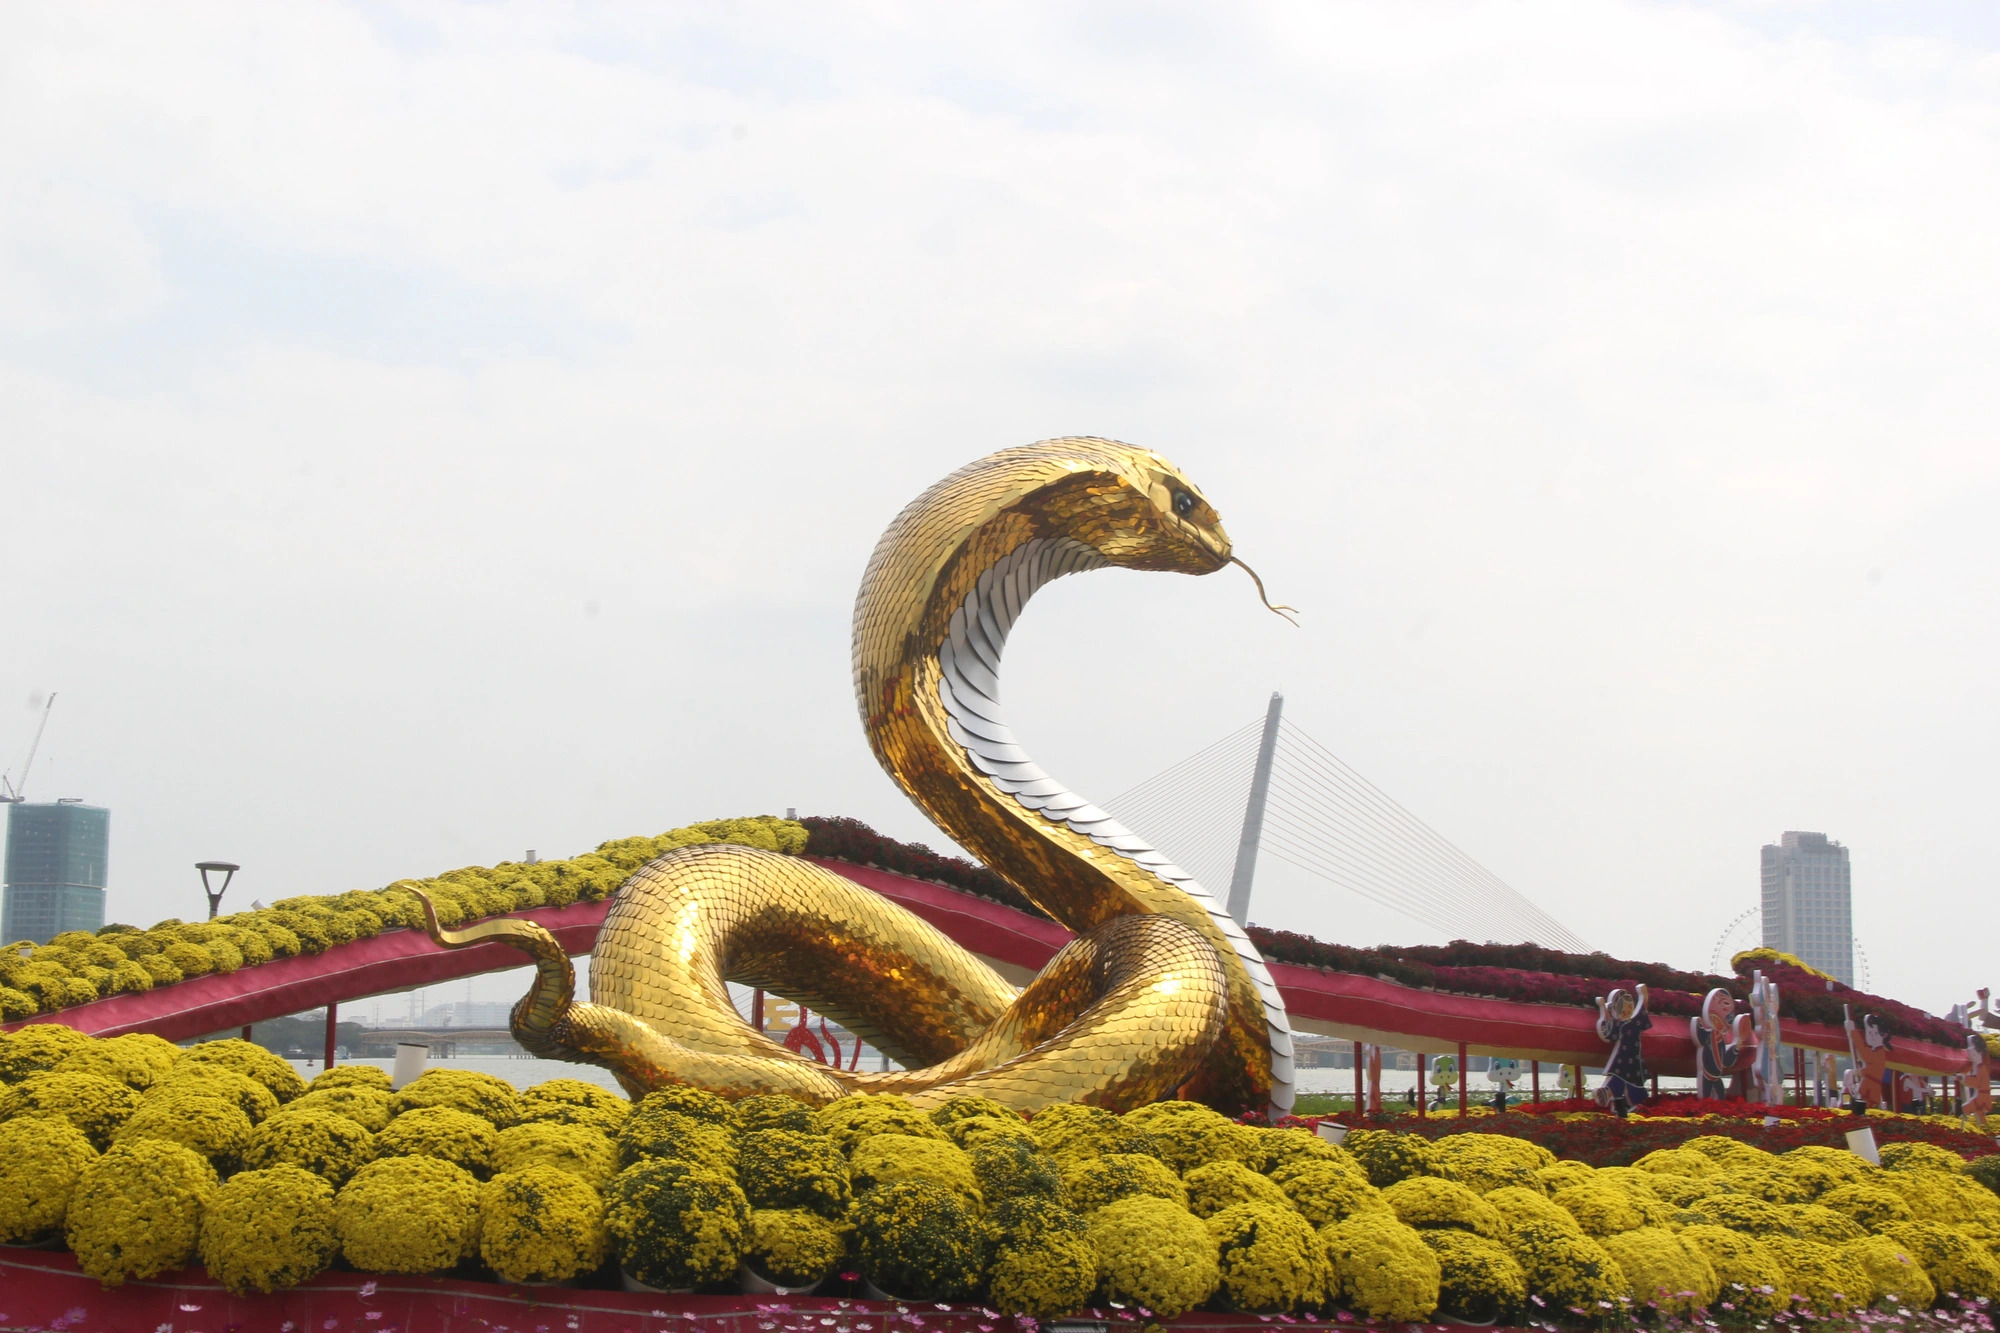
[415,439,1294,1115]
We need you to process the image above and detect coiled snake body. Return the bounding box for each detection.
[417,439,1295,1115]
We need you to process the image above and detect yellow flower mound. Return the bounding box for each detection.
[948,1112,1035,1151]
[746,1207,845,1288]
[1346,1128,1441,1187]
[392,1068,520,1127]
[1679,1224,1788,1319]
[606,1158,750,1291]
[738,1128,850,1218]
[0,1115,96,1242]
[1681,1134,1775,1170]
[1383,1176,1506,1239]
[0,1070,139,1149]
[478,1163,608,1284]
[52,1033,179,1090]
[1764,1235,1872,1314]
[1250,1126,1350,1177]
[930,1093,1015,1131]
[0,1023,92,1080]
[1644,1173,1722,1207]
[1881,1142,1968,1174]
[335,1156,481,1274]
[1324,1210,1442,1321]
[617,1109,737,1174]
[817,1093,944,1155]
[969,1136,1062,1205]
[1820,1181,1916,1232]
[113,1091,253,1169]
[1431,1132,1554,1195]
[517,1078,630,1136]
[152,1063,279,1123]
[1503,1220,1629,1313]
[735,1093,818,1136]
[1271,1158,1388,1227]
[289,1086,394,1132]
[1184,1159,1294,1218]
[1599,1227,1720,1314]
[1786,1202,1868,1245]
[1086,1195,1220,1318]
[1121,1101,1252,1175]
[1721,1163,1812,1204]
[1842,1234,1935,1308]
[1883,1220,2000,1300]
[1554,1180,1672,1236]
[1061,1151,1188,1215]
[198,1165,337,1295]
[1882,1167,2000,1227]
[243,1106,378,1186]
[850,1132,981,1211]
[850,1178,983,1300]
[1633,1147,1717,1179]
[1029,1103,1158,1162]
[1536,1159,1595,1193]
[1487,1184,1584,1238]
[1422,1229,1527,1323]
[989,1228,1097,1319]
[1205,1202,1332,1312]
[176,1038,307,1104]
[1686,1192,1793,1236]
[65,1138,218,1286]
[494,1120,617,1190]
[378,1104,499,1177]
[308,1064,391,1093]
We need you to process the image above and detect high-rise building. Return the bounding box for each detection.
[2,801,109,944]
[1760,830,1853,986]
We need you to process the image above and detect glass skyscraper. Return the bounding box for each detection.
[1759,830,1853,986]
[2,801,109,944]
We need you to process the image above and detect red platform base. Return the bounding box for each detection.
[0,1249,1477,1333]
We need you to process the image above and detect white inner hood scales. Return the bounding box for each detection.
[933,536,1296,1113]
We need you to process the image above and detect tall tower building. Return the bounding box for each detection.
[1759,830,1853,986]
[2,801,110,944]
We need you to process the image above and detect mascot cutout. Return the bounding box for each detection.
[1594,984,1651,1117]
[1691,987,1751,1101]
[1843,1005,1892,1110]
[1961,1034,1993,1131]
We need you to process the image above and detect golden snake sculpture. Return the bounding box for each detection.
[414,438,1296,1116]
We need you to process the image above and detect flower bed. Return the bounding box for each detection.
[0,817,808,1023]
[7,812,1975,1060]
[8,1026,2000,1326]
[1317,1103,2000,1169]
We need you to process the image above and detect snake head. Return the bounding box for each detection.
[1074,447,1298,625]
[1068,449,1233,574]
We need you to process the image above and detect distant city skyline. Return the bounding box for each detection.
[1761,831,1854,987]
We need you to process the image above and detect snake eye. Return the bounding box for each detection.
[1171,489,1196,517]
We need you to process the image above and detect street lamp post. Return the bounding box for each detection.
[196,861,247,1038]
[196,861,240,921]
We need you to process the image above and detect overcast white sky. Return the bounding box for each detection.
[5,1,1998,1021]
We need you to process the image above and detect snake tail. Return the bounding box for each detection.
[409,887,576,1057]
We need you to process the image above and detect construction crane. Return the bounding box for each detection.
[1,693,56,805]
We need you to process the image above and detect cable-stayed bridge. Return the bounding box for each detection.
[1102,693,1590,953]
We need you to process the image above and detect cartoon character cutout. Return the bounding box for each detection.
[1594,984,1651,1117]
[1749,970,1784,1105]
[1843,1005,1892,1110]
[1690,987,1751,1100]
[1961,1035,1992,1130]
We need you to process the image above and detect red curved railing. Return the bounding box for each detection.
[6,858,1974,1078]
